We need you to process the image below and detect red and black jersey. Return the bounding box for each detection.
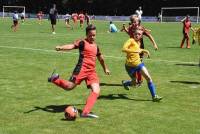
[72,39,101,74]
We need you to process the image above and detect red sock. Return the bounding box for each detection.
[53,78,71,90]
[180,38,185,48]
[137,71,142,83]
[186,39,190,48]
[82,92,99,115]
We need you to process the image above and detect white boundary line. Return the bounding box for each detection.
[0,45,198,64]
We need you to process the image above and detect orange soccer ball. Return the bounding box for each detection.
[64,106,78,121]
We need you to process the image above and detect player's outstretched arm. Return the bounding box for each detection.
[97,54,110,75]
[145,33,158,50]
[122,24,128,33]
[55,44,75,51]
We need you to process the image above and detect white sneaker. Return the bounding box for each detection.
[52,32,56,34]
[81,113,99,118]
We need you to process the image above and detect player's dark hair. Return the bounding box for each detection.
[86,24,96,35]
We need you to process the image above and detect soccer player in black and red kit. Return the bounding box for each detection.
[48,24,110,118]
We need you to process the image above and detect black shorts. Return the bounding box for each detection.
[50,18,56,25]
[21,16,24,20]
[50,15,57,25]
[13,20,18,25]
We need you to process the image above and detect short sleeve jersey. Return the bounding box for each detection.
[74,39,101,71]
[123,38,141,67]
[79,14,85,21]
[13,13,18,21]
[72,13,78,20]
[183,20,191,33]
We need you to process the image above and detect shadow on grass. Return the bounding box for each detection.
[170,80,200,85]
[175,63,199,67]
[99,94,151,101]
[166,46,181,49]
[24,104,84,114]
[100,82,122,87]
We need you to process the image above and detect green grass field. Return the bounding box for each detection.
[0,18,200,134]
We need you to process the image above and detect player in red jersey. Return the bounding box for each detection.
[48,24,110,118]
[180,15,194,48]
[37,11,44,25]
[71,13,78,27]
[79,13,85,28]
[122,15,158,86]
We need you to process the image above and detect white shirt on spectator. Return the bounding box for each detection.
[135,9,143,20]
[13,13,19,21]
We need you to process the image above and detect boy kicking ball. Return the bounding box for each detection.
[48,24,110,118]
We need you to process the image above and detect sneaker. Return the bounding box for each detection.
[186,46,191,49]
[52,32,56,34]
[80,113,99,118]
[48,69,59,82]
[122,80,130,90]
[137,81,143,87]
[152,95,162,102]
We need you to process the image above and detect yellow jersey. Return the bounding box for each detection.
[122,38,141,67]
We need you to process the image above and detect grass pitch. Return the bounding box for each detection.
[0,18,200,134]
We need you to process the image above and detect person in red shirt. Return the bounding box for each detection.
[180,15,194,48]
[71,13,78,27]
[79,13,85,28]
[48,24,110,118]
[37,11,44,25]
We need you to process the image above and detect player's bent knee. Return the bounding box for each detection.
[64,82,76,90]
[91,86,100,94]
[145,77,152,82]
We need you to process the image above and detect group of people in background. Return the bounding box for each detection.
[10,4,199,48]
[49,4,91,34]
[11,10,25,32]
[179,15,200,48]
[11,4,91,34]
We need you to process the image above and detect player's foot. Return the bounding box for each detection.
[122,80,130,90]
[80,113,99,118]
[137,81,143,87]
[48,70,59,82]
[52,32,56,34]
[152,95,162,102]
[180,45,184,48]
[186,46,191,49]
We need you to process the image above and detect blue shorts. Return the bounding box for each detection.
[125,63,144,79]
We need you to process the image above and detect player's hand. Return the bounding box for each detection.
[154,47,158,51]
[122,24,126,29]
[141,49,150,58]
[153,45,158,51]
[104,68,111,75]
[55,46,62,51]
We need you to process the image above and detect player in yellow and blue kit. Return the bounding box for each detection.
[122,29,162,102]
